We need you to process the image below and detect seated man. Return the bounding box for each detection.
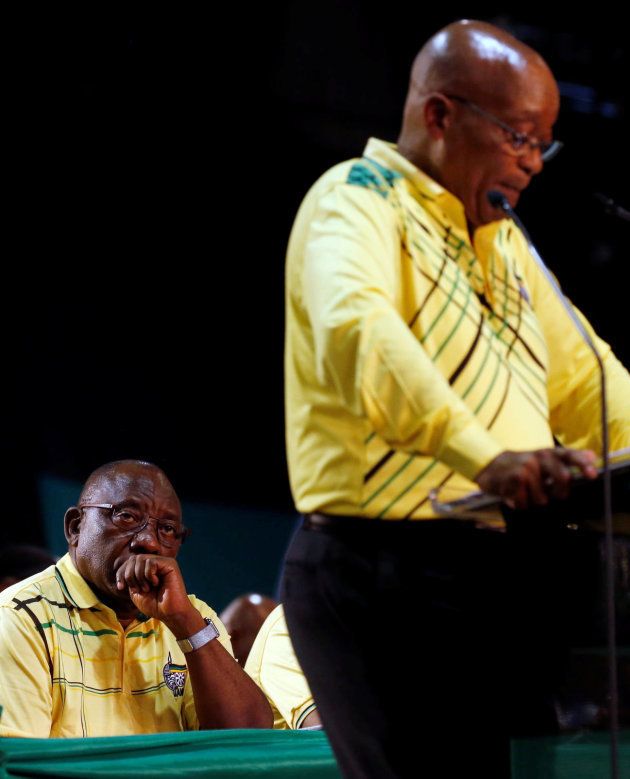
[245,604,321,730]
[219,592,278,667]
[0,460,272,737]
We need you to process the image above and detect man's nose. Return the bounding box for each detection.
[518,145,544,177]
[129,521,161,553]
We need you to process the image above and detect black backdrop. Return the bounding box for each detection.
[4,5,628,546]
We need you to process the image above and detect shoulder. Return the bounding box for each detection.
[261,604,287,636]
[245,604,287,671]
[294,152,403,231]
[186,593,219,619]
[245,604,284,681]
[0,564,59,611]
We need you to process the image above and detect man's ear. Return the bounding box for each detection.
[64,507,82,547]
[424,94,452,138]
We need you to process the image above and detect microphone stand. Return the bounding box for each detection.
[487,190,619,779]
[595,192,630,223]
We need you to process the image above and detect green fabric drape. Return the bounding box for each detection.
[512,731,630,778]
[0,729,341,779]
[2,729,628,778]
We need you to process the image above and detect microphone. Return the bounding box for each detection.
[486,190,508,210]
[487,188,620,772]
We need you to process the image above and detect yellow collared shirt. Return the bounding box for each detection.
[285,138,630,520]
[0,553,232,737]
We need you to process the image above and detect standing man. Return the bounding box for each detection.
[282,19,630,778]
[0,460,272,737]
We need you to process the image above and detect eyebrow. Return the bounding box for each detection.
[113,498,182,522]
[504,110,553,131]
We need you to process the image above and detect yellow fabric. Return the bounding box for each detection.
[245,605,315,729]
[0,553,232,738]
[285,138,630,520]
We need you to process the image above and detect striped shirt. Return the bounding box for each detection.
[285,138,630,521]
[0,553,232,737]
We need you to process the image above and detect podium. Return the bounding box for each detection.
[507,460,630,777]
[502,459,630,534]
[433,458,630,775]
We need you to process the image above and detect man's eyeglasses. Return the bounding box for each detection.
[79,503,190,548]
[446,94,563,163]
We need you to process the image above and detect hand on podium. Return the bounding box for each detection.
[476,448,599,510]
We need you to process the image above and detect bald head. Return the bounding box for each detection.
[407,20,554,109]
[79,460,178,510]
[220,593,278,666]
[398,20,560,230]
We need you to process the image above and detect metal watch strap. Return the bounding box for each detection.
[176,617,220,654]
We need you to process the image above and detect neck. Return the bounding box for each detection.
[87,582,141,627]
[396,133,440,181]
[109,597,142,628]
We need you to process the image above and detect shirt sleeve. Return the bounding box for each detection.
[302,183,504,481]
[0,605,53,738]
[519,236,630,455]
[256,614,315,730]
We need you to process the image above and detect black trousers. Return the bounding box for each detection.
[281,516,602,779]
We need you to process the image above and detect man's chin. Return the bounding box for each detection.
[93,580,134,610]
[472,210,506,231]
[480,199,516,227]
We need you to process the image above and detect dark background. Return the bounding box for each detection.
[4,5,628,560]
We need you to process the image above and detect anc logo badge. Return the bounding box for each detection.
[163,652,187,697]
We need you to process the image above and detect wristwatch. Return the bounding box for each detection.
[176,617,220,654]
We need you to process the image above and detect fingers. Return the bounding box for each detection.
[537,448,598,502]
[556,448,599,479]
[476,447,599,510]
[501,457,540,509]
[116,555,163,593]
[536,449,572,501]
[477,450,546,509]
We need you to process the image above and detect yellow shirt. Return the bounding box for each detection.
[0,553,232,738]
[285,138,630,520]
[245,605,315,729]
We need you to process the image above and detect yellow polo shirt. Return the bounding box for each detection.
[245,605,315,729]
[0,553,232,738]
[285,138,630,520]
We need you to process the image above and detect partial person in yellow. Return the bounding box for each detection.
[219,592,278,667]
[245,604,321,730]
[0,460,273,737]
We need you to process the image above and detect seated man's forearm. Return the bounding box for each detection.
[187,641,273,728]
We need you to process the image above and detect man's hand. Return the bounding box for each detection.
[476,448,599,509]
[115,553,272,728]
[115,555,203,638]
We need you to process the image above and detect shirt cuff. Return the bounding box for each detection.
[435,423,504,482]
[294,701,317,729]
